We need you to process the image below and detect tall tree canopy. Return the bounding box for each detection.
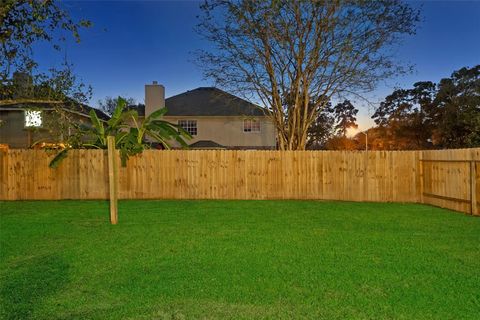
[0,0,90,78]
[435,65,480,148]
[0,0,91,100]
[307,99,359,149]
[372,81,436,149]
[333,99,358,136]
[306,105,334,150]
[197,0,419,150]
[372,65,480,149]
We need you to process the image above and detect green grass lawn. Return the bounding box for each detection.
[0,200,479,319]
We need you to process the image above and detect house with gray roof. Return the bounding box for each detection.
[133,82,276,150]
[0,80,276,150]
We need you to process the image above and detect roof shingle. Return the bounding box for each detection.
[128,87,268,117]
[165,87,266,116]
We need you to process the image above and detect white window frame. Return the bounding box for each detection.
[24,110,43,128]
[243,119,260,133]
[178,120,197,136]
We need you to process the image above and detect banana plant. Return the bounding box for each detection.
[129,107,190,147]
[119,107,191,166]
[88,97,135,147]
[49,97,191,168]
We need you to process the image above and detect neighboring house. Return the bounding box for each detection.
[0,82,276,150]
[131,82,276,149]
[0,100,109,148]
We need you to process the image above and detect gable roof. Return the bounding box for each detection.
[0,100,110,121]
[165,87,266,116]
[128,87,268,117]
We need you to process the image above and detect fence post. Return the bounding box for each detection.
[0,147,8,200]
[419,151,424,204]
[107,136,119,224]
[363,150,369,201]
[471,161,478,216]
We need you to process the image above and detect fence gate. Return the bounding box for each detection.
[421,159,479,215]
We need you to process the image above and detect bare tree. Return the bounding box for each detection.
[98,96,136,116]
[196,0,419,150]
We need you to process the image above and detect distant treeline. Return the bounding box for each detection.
[308,65,480,150]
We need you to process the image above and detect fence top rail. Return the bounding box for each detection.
[420,159,480,163]
[0,149,431,155]
[2,148,479,153]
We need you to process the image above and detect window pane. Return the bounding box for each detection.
[244,119,259,132]
[252,120,260,132]
[243,120,251,132]
[179,120,197,136]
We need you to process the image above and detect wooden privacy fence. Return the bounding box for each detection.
[421,148,479,215]
[0,148,479,215]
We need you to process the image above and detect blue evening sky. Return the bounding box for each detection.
[34,0,480,129]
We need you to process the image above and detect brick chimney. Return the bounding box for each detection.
[145,81,165,117]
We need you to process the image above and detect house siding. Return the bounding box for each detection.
[0,109,89,148]
[164,115,276,149]
[0,110,31,148]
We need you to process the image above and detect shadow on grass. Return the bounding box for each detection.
[0,254,69,320]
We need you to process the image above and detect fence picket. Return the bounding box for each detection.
[1,148,479,215]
